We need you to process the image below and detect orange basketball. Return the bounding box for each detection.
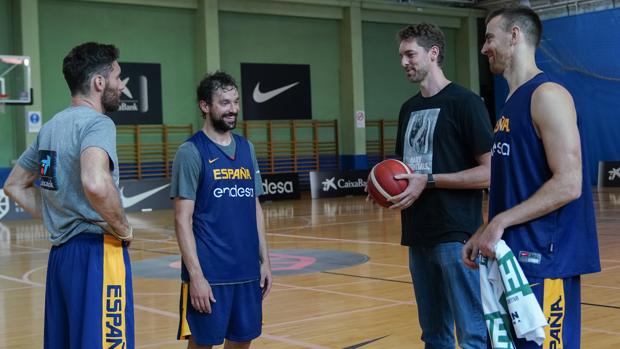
[367,159,413,208]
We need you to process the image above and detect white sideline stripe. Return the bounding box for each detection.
[133,304,334,349]
[261,334,332,349]
[23,265,47,284]
[264,302,407,329]
[0,274,43,287]
[267,232,401,246]
[273,282,414,304]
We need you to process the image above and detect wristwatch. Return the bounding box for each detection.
[426,173,436,189]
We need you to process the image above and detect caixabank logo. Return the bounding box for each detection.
[599,161,620,187]
[109,62,162,125]
[309,170,369,198]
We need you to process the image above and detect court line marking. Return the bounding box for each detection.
[136,339,181,348]
[23,265,47,283]
[133,304,334,349]
[583,283,620,290]
[0,285,39,292]
[583,326,620,335]
[368,261,409,269]
[273,282,414,305]
[268,232,400,246]
[0,274,43,287]
[264,302,408,329]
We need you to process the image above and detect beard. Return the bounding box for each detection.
[211,112,237,133]
[406,66,428,83]
[102,85,121,113]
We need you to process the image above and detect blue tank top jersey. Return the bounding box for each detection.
[488,72,600,279]
[183,132,260,284]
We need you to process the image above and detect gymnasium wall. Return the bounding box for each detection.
[0,0,483,180]
[38,0,198,127]
[219,12,341,121]
[0,0,17,175]
[362,21,457,121]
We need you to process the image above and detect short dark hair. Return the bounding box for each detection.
[196,71,238,109]
[486,6,542,47]
[62,42,119,96]
[397,23,445,65]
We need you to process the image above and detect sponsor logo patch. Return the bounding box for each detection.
[39,150,58,191]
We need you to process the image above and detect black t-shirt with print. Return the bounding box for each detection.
[395,83,493,247]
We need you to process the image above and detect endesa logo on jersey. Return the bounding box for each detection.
[492,116,511,157]
[212,167,254,198]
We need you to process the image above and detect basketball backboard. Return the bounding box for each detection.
[0,55,32,105]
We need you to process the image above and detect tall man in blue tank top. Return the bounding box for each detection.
[385,23,494,348]
[171,71,272,349]
[463,7,601,349]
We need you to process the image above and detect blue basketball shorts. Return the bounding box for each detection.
[177,280,263,346]
[513,276,581,349]
[44,233,134,349]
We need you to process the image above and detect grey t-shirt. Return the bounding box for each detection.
[18,106,119,245]
[170,135,263,200]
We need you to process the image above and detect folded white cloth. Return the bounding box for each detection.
[480,240,547,348]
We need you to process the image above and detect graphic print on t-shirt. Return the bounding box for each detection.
[38,150,58,191]
[403,108,439,173]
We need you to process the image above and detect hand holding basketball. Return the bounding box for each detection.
[367,159,413,208]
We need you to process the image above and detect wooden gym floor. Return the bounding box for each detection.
[1,188,619,348]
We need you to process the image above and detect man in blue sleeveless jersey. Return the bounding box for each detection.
[463,7,601,348]
[171,71,272,349]
[3,42,134,349]
[382,23,493,348]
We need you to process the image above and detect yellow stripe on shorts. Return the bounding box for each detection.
[102,235,127,349]
[179,282,192,339]
[543,278,565,349]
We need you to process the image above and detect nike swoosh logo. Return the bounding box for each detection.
[343,335,389,349]
[120,183,170,208]
[208,158,218,164]
[252,81,300,103]
[530,283,540,287]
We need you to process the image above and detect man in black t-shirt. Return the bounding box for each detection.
[388,23,493,348]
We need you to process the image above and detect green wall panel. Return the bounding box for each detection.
[362,21,456,121]
[0,0,16,166]
[219,12,341,121]
[38,0,197,126]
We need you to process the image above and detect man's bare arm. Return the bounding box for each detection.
[390,152,491,210]
[174,197,215,313]
[463,82,582,263]
[81,147,131,239]
[433,152,491,189]
[256,198,272,298]
[3,165,42,219]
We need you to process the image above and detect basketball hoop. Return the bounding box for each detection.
[0,93,7,114]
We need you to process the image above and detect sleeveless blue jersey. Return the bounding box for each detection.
[183,132,260,284]
[488,73,600,279]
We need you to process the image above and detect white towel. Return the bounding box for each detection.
[480,240,547,348]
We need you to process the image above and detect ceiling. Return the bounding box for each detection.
[392,0,619,19]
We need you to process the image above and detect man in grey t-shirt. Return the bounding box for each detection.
[3,42,135,349]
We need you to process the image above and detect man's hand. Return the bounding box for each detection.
[462,218,506,269]
[260,260,273,299]
[388,173,427,210]
[97,222,134,242]
[190,276,216,313]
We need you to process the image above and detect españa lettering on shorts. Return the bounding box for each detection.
[106,285,125,348]
[102,235,127,349]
